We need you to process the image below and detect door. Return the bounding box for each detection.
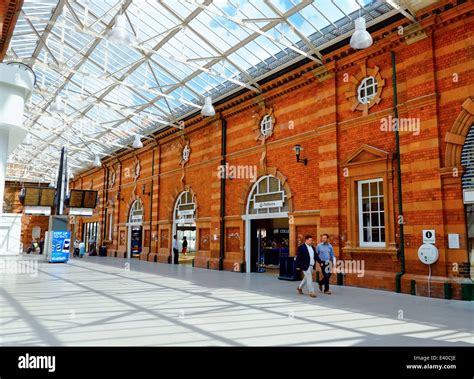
[130,225,142,257]
[250,220,268,272]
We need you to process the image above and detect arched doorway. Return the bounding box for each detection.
[173,191,196,264]
[244,175,290,274]
[461,124,474,280]
[127,199,143,259]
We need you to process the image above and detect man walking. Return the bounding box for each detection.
[295,235,321,298]
[316,233,335,295]
[172,235,179,264]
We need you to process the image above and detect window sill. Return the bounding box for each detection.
[342,245,398,261]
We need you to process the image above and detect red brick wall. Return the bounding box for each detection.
[67,0,474,298]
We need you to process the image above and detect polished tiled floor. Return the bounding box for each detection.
[1,255,472,346]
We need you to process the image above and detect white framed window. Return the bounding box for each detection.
[260,114,273,136]
[247,175,288,215]
[357,76,378,104]
[174,191,195,223]
[358,178,385,247]
[129,199,143,224]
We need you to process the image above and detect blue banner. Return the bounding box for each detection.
[50,231,71,263]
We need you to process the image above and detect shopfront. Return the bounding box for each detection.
[127,199,143,259]
[82,222,99,253]
[244,175,290,273]
[173,191,196,263]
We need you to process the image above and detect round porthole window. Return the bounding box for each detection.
[357,76,378,104]
[182,144,190,162]
[260,114,273,136]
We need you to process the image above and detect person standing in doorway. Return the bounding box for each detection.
[181,236,188,257]
[316,233,335,295]
[295,235,321,298]
[172,235,179,264]
[39,237,44,255]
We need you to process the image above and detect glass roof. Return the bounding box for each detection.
[4,0,404,183]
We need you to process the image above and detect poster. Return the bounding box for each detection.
[50,230,71,263]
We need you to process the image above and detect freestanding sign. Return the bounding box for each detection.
[49,230,71,263]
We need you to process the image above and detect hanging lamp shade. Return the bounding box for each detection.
[132,134,143,149]
[24,134,32,146]
[107,14,133,45]
[201,96,215,117]
[49,96,66,113]
[93,155,101,167]
[350,17,373,49]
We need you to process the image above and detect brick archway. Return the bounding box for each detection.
[238,166,293,215]
[445,98,474,168]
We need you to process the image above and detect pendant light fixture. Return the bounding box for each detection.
[350,16,373,50]
[107,13,133,45]
[201,73,215,117]
[24,134,32,146]
[132,134,143,149]
[49,96,66,113]
[201,96,215,117]
[93,154,101,167]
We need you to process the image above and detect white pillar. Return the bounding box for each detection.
[0,63,34,254]
[0,129,8,213]
[0,63,35,213]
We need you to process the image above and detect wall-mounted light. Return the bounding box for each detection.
[142,184,150,196]
[293,144,307,165]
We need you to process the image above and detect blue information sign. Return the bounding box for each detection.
[50,230,71,263]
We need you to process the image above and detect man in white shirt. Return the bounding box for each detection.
[172,235,179,264]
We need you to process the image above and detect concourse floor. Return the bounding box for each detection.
[0,255,472,346]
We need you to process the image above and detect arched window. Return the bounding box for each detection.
[461,126,474,189]
[246,175,288,215]
[174,191,196,223]
[128,199,144,224]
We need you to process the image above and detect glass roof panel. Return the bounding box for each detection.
[5,0,400,182]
